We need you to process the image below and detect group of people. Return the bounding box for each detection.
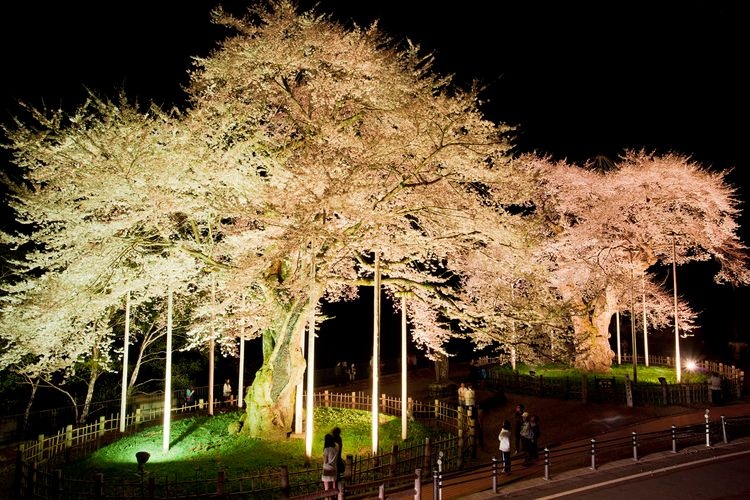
[457,382,476,409]
[333,361,357,386]
[183,379,236,409]
[321,426,346,491]
[498,403,541,473]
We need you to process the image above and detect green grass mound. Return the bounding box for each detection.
[500,363,708,384]
[67,407,432,482]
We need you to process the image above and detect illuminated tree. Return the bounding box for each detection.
[181,2,540,436]
[527,151,749,372]
[0,95,209,420]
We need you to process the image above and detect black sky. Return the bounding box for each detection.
[1,1,747,364]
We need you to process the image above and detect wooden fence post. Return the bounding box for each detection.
[280,465,290,498]
[468,406,476,459]
[457,428,463,468]
[217,469,225,498]
[99,416,106,437]
[135,408,142,430]
[94,472,103,500]
[51,469,62,500]
[29,462,37,498]
[14,446,24,497]
[345,454,353,481]
[422,438,431,471]
[351,392,356,409]
[581,374,588,403]
[391,444,399,476]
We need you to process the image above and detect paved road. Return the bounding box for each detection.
[389,400,750,500]
[467,439,750,499]
[540,450,750,499]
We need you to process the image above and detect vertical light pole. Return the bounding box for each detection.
[616,307,622,365]
[305,242,317,462]
[642,275,649,367]
[119,290,130,433]
[629,269,637,384]
[672,233,682,383]
[237,294,246,409]
[371,252,381,454]
[510,284,517,370]
[400,291,408,441]
[209,278,215,416]
[163,288,173,451]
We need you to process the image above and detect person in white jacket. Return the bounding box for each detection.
[498,419,512,473]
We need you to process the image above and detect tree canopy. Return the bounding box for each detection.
[1,1,747,434]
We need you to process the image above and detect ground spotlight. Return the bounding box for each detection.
[136,451,150,473]
[685,359,697,371]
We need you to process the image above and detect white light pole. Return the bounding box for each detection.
[642,275,649,367]
[400,291,408,441]
[119,291,130,433]
[371,252,381,454]
[671,233,682,383]
[163,288,173,451]
[616,307,621,365]
[305,242,317,461]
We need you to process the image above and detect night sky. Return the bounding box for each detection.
[1,1,747,366]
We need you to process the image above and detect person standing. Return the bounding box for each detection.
[349,363,357,382]
[322,433,339,491]
[527,414,540,463]
[334,362,343,387]
[457,382,467,407]
[464,384,475,411]
[331,426,345,481]
[223,379,233,406]
[184,386,194,408]
[710,372,723,405]
[513,404,525,455]
[498,420,512,473]
[519,411,531,463]
[340,361,349,386]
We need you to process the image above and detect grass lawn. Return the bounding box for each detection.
[67,407,433,483]
[505,363,708,384]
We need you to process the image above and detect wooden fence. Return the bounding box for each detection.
[476,354,744,407]
[15,392,476,499]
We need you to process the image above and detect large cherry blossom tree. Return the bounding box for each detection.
[183,2,538,436]
[528,151,748,372]
[0,93,215,422]
[1,2,538,437]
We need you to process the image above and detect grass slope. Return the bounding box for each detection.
[69,407,432,482]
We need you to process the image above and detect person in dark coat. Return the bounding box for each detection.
[513,404,525,455]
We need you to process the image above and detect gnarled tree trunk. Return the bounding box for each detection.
[242,299,308,439]
[570,287,616,373]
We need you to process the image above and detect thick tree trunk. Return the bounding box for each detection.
[570,288,615,373]
[242,299,307,439]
